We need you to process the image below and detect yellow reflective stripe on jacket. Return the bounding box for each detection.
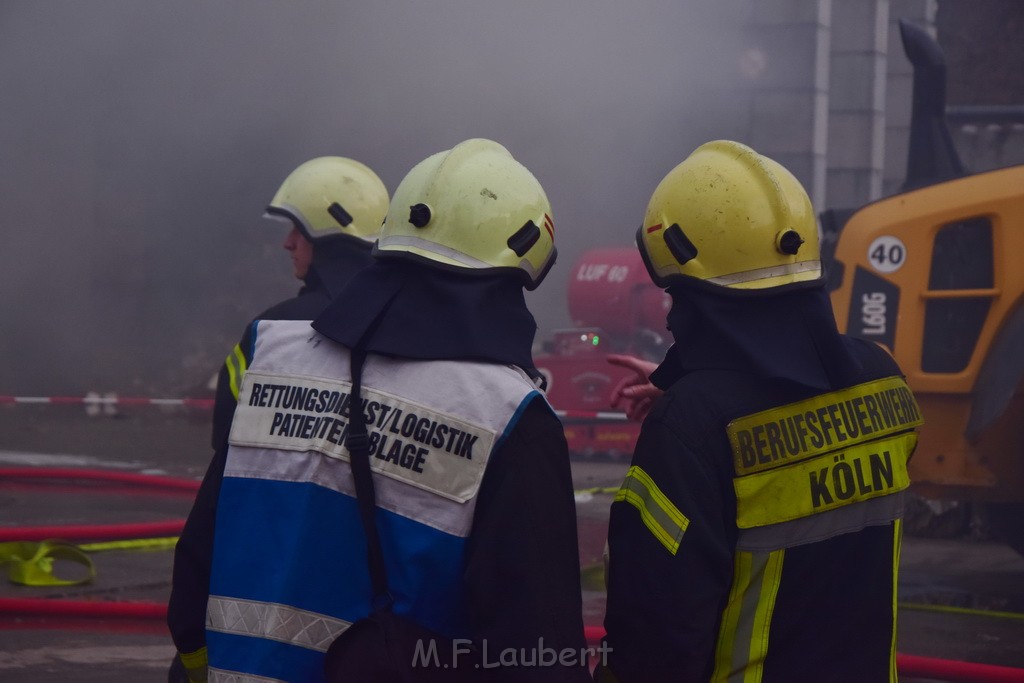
[727,376,922,477]
[888,518,902,683]
[733,431,916,528]
[712,549,785,683]
[179,646,208,682]
[225,344,247,401]
[614,466,689,555]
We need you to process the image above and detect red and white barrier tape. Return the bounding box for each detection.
[557,409,629,421]
[0,395,629,421]
[0,395,214,409]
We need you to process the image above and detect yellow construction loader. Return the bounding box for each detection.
[823,20,1024,551]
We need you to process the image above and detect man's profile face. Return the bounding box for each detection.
[282,225,314,280]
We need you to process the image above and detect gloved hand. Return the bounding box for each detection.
[168,651,207,682]
[607,354,663,422]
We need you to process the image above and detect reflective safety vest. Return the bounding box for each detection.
[206,319,542,683]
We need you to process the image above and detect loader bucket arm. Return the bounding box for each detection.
[899,18,966,190]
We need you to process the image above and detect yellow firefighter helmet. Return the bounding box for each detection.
[374,138,556,290]
[637,139,822,293]
[265,156,389,244]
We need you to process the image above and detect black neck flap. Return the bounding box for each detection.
[312,260,538,369]
[308,237,375,299]
[660,284,862,391]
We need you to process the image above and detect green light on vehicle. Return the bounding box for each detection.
[592,335,600,346]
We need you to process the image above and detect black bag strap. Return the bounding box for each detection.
[339,285,406,610]
[345,346,392,607]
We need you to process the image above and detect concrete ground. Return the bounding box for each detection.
[1,405,1023,682]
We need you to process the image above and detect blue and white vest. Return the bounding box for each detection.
[205,320,542,683]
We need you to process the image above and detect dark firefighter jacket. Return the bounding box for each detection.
[599,286,923,683]
[169,260,589,683]
[210,238,373,449]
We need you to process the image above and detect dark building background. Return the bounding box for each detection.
[938,0,1024,105]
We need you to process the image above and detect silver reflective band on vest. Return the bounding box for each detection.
[207,595,351,653]
[209,667,288,683]
[706,260,821,287]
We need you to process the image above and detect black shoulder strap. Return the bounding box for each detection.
[345,347,392,606]
[339,284,406,609]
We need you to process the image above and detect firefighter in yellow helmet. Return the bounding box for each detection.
[596,140,922,682]
[170,139,588,682]
[168,156,388,682]
[206,156,389,449]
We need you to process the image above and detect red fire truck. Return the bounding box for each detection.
[534,247,671,457]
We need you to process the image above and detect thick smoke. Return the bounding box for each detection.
[0,0,748,396]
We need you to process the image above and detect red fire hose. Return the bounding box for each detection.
[0,467,196,542]
[0,467,199,632]
[3,467,1023,680]
[0,597,166,619]
[0,519,187,543]
[582,626,1024,682]
[897,653,1024,683]
[0,467,201,492]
